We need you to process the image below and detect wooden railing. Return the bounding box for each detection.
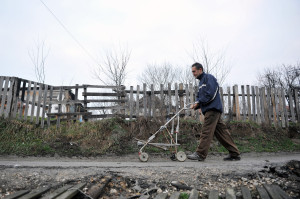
[1,76,300,128]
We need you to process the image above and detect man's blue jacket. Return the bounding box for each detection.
[195,72,223,115]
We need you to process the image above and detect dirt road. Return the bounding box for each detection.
[0,152,300,198]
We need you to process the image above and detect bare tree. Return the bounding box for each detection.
[177,65,197,86]
[187,38,231,85]
[93,45,131,87]
[138,62,180,90]
[257,62,300,91]
[28,39,49,84]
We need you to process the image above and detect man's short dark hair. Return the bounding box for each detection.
[192,62,203,70]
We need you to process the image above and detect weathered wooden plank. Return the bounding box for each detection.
[271,88,277,126]
[5,78,16,119]
[41,185,73,199]
[274,89,281,127]
[168,83,172,116]
[257,186,271,199]
[255,86,261,124]
[220,87,224,115]
[160,84,164,118]
[208,189,218,199]
[175,83,179,114]
[87,176,111,199]
[16,80,26,119]
[281,88,289,127]
[47,86,53,127]
[278,88,285,128]
[130,86,133,120]
[267,87,272,125]
[272,185,292,199]
[3,190,30,199]
[225,188,236,199]
[136,85,140,117]
[263,184,282,199]
[41,85,48,128]
[19,186,51,199]
[188,189,199,199]
[259,88,265,123]
[11,78,21,118]
[189,83,195,117]
[57,88,63,128]
[169,192,181,199]
[262,87,269,124]
[0,76,4,101]
[251,86,256,121]
[233,85,240,120]
[56,183,86,199]
[153,193,168,199]
[143,83,147,117]
[24,81,31,120]
[85,106,124,110]
[30,82,37,122]
[185,84,190,117]
[288,88,296,122]
[82,92,119,97]
[294,88,300,122]
[86,114,127,119]
[47,112,92,116]
[0,77,10,116]
[149,84,153,117]
[227,87,232,121]
[35,85,43,125]
[179,83,184,111]
[241,85,246,121]
[246,85,252,120]
[241,186,252,199]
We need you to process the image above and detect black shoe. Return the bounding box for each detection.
[223,154,241,161]
[187,152,205,161]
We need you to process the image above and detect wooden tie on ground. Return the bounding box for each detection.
[3,183,292,199]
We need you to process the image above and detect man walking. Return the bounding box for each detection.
[187,62,241,161]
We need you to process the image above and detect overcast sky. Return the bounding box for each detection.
[0,0,299,87]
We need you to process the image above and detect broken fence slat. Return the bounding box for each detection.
[188,189,199,199]
[18,186,51,199]
[225,188,236,199]
[272,185,292,199]
[263,184,282,199]
[3,190,30,199]
[169,192,181,199]
[257,186,271,199]
[153,193,168,199]
[208,190,219,199]
[55,183,86,199]
[40,185,73,199]
[87,176,111,199]
[241,186,252,199]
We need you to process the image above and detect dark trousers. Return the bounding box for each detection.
[196,110,240,159]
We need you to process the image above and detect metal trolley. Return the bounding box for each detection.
[136,103,192,162]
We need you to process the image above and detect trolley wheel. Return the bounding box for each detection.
[176,151,187,162]
[139,152,149,162]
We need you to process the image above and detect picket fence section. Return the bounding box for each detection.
[0,76,299,128]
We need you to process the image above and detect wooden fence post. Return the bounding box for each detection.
[7,77,18,119]
[30,82,37,122]
[185,84,190,117]
[143,83,147,117]
[281,88,289,127]
[129,86,133,120]
[189,83,195,117]
[255,86,261,124]
[227,87,232,121]
[241,85,246,121]
[47,86,53,127]
[136,85,140,118]
[36,84,43,125]
[168,83,172,117]
[57,87,63,128]
[233,85,240,121]
[0,77,10,117]
[175,83,179,114]
[246,85,252,121]
[150,84,154,118]
[160,84,165,119]
[288,88,296,123]
[262,87,269,125]
[271,88,277,127]
[294,88,300,122]
[266,87,272,125]
[41,84,48,128]
[251,86,256,121]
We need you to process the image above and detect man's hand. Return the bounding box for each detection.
[190,103,199,110]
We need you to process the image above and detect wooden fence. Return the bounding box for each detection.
[1,76,300,128]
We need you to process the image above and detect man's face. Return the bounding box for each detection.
[192,66,202,78]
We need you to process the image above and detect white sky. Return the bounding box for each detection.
[0,0,299,87]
